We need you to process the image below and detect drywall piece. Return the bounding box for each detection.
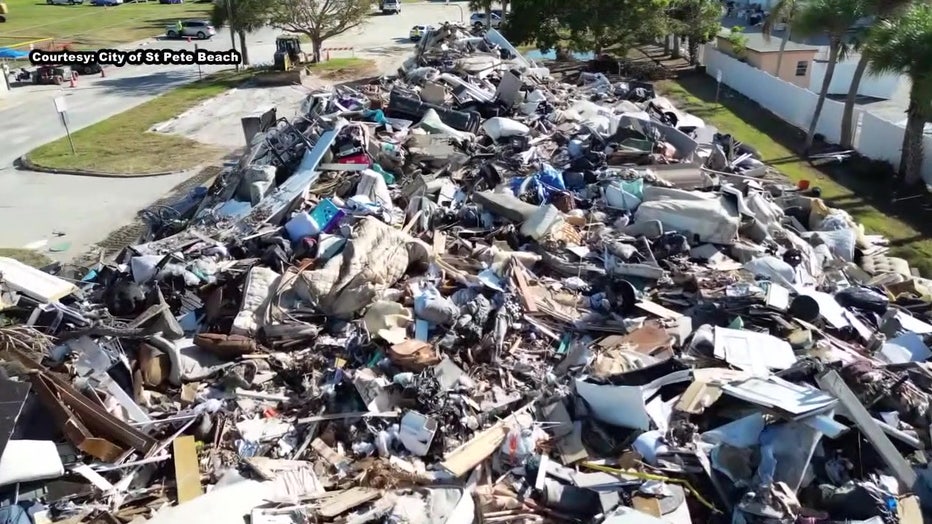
[816,370,918,489]
[0,440,64,487]
[0,257,78,303]
[147,478,274,524]
[721,375,836,417]
[713,326,796,376]
[172,435,203,504]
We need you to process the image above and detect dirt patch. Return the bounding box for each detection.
[151,84,306,150]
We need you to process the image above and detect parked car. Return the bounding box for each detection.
[469,11,502,29]
[409,25,434,41]
[159,0,183,4]
[165,19,215,39]
[46,0,84,5]
[379,0,400,14]
[90,0,121,6]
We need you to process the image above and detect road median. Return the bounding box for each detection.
[23,69,251,177]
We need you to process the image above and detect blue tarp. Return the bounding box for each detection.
[0,48,29,59]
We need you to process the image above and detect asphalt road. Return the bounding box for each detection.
[0,2,469,260]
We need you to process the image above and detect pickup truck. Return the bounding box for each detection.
[380,0,400,14]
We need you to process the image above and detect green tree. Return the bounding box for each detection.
[211,0,269,66]
[269,0,372,63]
[792,0,868,150]
[667,0,724,66]
[761,0,802,76]
[839,0,914,147]
[863,3,932,184]
[504,0,669,57]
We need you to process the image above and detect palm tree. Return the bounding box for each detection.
[838,0,914,148]
[762,0,801,76]
[863,3,932,184]
[211,0,268,66]
[792,0,868,150]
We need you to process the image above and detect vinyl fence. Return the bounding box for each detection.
[701,45,932,185]
[809,59,899,99]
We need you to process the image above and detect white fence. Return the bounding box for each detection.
[809,59,899,99]
[702,45,932,184]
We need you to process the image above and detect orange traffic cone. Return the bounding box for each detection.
[186,36,191,43]
[69,71,77,88]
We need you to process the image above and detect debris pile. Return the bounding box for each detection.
[1,24,931,523]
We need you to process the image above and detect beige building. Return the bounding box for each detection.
[716,32,820,88]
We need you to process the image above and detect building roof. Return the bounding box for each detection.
[717,30,821,53]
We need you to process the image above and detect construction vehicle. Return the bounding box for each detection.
[0,2,8,23]
[33,65,69,85]
[273,34,305,72]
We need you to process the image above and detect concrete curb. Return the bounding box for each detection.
[17,155,179,178]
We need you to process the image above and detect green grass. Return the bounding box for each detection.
[307,57,372,71]
[0,0,212,49]
[26,70,249,175]
[657,74,932,276]
[0,249,52,268]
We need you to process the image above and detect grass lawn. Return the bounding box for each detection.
[308,57,371,71]
[26,70,249,175]
[657,73,932,276]
[0,0,212,49]
[0,248,52,268]
[305,57,376,80]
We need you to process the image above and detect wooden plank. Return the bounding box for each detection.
[816,371,918,489]
[635,300,683,319]
[317,487,379,518]
[440,422,511,477]
[172,436,203,504]
[10,348,157,453]
[511,261,538,313]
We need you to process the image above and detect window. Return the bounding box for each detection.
[795,61,808,76]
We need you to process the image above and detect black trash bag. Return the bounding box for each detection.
[816,482,896,523]
[834,286,889,315]
[653,232,689,260]
[104,278,147,317]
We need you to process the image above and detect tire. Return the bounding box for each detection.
[167,30,177,38]
[197,31,206,39]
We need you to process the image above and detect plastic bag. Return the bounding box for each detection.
[835,286,889,315]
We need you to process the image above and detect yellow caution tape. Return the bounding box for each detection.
[580,462,721,513]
